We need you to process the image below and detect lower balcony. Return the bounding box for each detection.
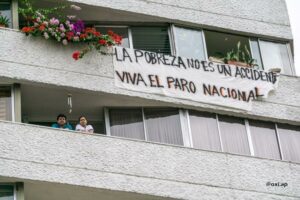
[0,121,299,200]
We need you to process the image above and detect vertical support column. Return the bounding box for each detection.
[104,108,111,136]
[16,182,24,200]
[179,109,192,147]
[13,83,21,122]
[11,0,19,29]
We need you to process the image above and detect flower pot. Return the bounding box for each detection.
[209,56,224,64]
[227,60,251,68]
[0,24,6,28]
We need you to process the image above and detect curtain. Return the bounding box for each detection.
[189,111,221,151]
[249,120,281,160]
[0,86,12,121]
[277,124,300,163]
[218,115,250,155]
[109,108,145,140]
[131,27,171,54]
[0,185,14,200]
[144,108,183,145]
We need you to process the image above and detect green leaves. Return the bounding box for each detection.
[0,14,9,27]
[222,41,258,67]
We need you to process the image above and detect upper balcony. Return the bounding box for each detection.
[0,27,299,124]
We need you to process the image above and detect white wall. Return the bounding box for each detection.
[67,0,292,40]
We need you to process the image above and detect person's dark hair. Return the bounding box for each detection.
[78,115,86,122]
[57,114,67,120]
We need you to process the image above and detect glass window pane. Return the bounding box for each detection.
[0,1,12,28]
[250,39,263,70]
[144,108,183,145]
[174,26,206,60]
[0,185,14,200]
[131,27,171,54]
[96,27,130,48]
[259,41,293,75]
[0,86,12,121]
[249,120,280,160]
[189,111,221,151]
[204,30,251,63]
[109,108,145,140]
[277,124,300,163]
[218,115,250,155]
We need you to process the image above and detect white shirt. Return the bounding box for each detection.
[75,124,94,133]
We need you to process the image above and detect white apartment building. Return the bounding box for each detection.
[0,0,299,199]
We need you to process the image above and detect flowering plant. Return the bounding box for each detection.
[19,0,122,60]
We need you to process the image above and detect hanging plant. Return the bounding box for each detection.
[19,0,122,60]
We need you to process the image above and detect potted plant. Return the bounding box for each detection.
[223,41,257,68]
[0,12,9,28]
[209,41,257,67]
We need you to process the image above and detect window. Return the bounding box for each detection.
[0,86,12,121]
[0,1,12,28]
[189,111,221,151]
[109,108,145,140]
[249,39,263,70]
[259,41,294,75]
[144,108,183,145]
[96,26,130,48]
[218,115,250,155]
[0,185,14,200]
[131,26,171,54]
[277,124,300,163]
[108,108,183,145]
[204,30,251,62]
[173,26,206,60]
[249,120,281,160]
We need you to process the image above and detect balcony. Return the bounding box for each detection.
[0,120,299,199]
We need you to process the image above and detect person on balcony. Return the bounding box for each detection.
[51,114,73,130]
[75,116,94,133]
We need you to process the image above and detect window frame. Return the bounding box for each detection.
[171,24,208,60]
[105,107,186,145]
[0,183,16,200]
[0,85,15,122]
[104,107,299,162]
[257,39,295,75]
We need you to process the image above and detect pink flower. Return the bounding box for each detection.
[69,24,74,31]
[73,36,79,41]
[49,18,59,25]
[59,24,66,32]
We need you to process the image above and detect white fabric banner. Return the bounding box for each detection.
[113,47,279,110]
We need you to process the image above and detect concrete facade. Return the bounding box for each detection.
[68,0,292,40]
[0,0,299,199]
